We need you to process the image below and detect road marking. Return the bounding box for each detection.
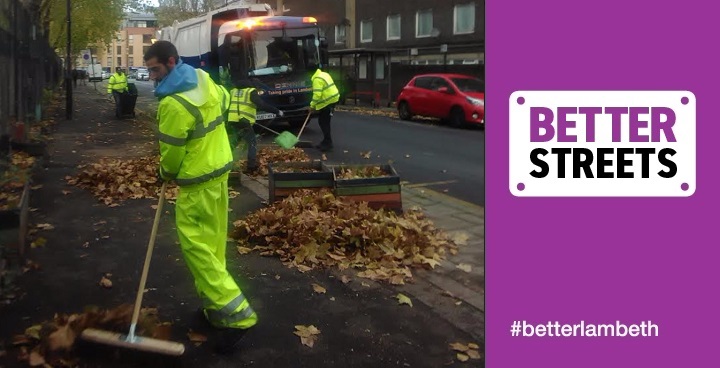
[403,180,458,188]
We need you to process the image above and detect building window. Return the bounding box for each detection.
[136,21,147,28]
[128,35,134,42]
[386,15,400,41]
[335,25,346,44]
[360,20,372,43]
[143,34,152,44]
[454,3,475,34]
[358,57,368,79]
[375,56,385,80]
[128,57,134,66]
[116,46,121,54]
[416,10,433,38]
[128,46,133,54]
[117,57,122,67]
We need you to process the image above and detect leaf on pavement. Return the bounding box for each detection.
[449,232,469,246]
[62,190,72,195]
[340,275,351,284]
[467,349,481,359]
[456,263,472,273]
[321,154,328,161]
[30,237,47,248]
[36,223,54,230]
[396,293,413,307]
[28,347,46,366]
[187,331,207,343]
[99,276,113,288]
[237,246,253,255]
[457,353,469,362]
[467,343,479,350]
[449,342,469,352]
[360,151,372,159]
[312,283,327,294]
[294,325,320,348]
[25,325,42,340]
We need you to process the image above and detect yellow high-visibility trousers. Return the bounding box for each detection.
[175,178,258,329]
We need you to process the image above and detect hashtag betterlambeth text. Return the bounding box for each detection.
[510,320,659,337]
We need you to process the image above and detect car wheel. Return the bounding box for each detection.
[398,101,412,120]
[449,106,466,128]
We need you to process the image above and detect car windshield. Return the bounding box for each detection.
[452,78,484,93]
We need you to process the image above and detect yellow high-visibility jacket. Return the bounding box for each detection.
[310,69,339,110]
[107,72,128,94]
[156,68,232,189]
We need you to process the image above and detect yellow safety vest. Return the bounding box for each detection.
[156,69,232,189]
[228,87,256,124]
[310,69,339,110]
[107,73,128,93]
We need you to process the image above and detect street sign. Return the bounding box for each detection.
[440,44,448,53]
[81,49,91,64]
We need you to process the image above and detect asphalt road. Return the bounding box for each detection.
[128,79,485,206]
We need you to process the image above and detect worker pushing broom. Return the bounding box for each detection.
[81,40,257,356]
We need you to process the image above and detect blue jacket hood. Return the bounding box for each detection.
[154,60,198,98]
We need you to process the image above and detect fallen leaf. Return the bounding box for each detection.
[321,154,328,161]
[30,237,47,248]
[82,242,90,248]
[450,342,469,352]
[187,331,207,343]
[312,283,326,294]
[456,263,472,273]
[360,151,372,159]
[28,347,46,366]
[450,232,470,246]
[294,325,321,348]
[467,349,481,359]
[237,246,253,255]
[467,343,479,350]
[99,276,113,288]
[340,275,351,284]
[343,150,349,153]
[396,293,413,307]
[25,325,42,339]
[36,223,54,230]
[62,190,72,195]
[457,353,469,362]
[329,297,335,301]
[405,154,411,158]
[455,301,463,306]
[275,275,281,280]
[361,282,370,287]
[31,185,43,190]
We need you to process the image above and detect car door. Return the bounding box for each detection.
[427,77,454,118]
[410,76,434,115]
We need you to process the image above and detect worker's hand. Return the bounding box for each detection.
[277,110,284,117]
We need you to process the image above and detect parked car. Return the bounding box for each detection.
[396,74,484,128]
[136,68,149,81]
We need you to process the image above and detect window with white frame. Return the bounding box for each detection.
[335,25,346,44]
[454,3,475,34]
[360,20,373,43]
[416,10,433,38]
[386,15,400,40]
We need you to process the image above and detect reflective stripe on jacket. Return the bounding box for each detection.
[107,73,128,93]
[310,69,339,110]
[156,68,232,189]
[228,87,256,124]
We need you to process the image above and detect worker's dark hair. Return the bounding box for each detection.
[144,40,179,64]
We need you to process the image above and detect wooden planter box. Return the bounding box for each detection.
[268,161,334,203]
[327,163,402,211]
[0,181,31,259]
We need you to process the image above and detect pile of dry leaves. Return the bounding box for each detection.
[66,156,177,206]
[335,166,391,180]
[0,152,37,210]
[8,304,171,367]
[238,146,310,176]
[232,189,458,284]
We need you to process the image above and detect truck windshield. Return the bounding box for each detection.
[246,27,320,77]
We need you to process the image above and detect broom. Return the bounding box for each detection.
[80,182,185,356]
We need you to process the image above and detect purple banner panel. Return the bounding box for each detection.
[487,1,719,367]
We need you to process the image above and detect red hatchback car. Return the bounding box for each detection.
[396,73,484,127]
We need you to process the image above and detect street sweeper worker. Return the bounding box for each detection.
[107,67,129,117]
[227,78,284,172]
[308,63,340,152]
[144,40,257,354]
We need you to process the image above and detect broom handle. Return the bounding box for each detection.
[127,181,167,342]
[253,122,282,136]
[296,109,313,140]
